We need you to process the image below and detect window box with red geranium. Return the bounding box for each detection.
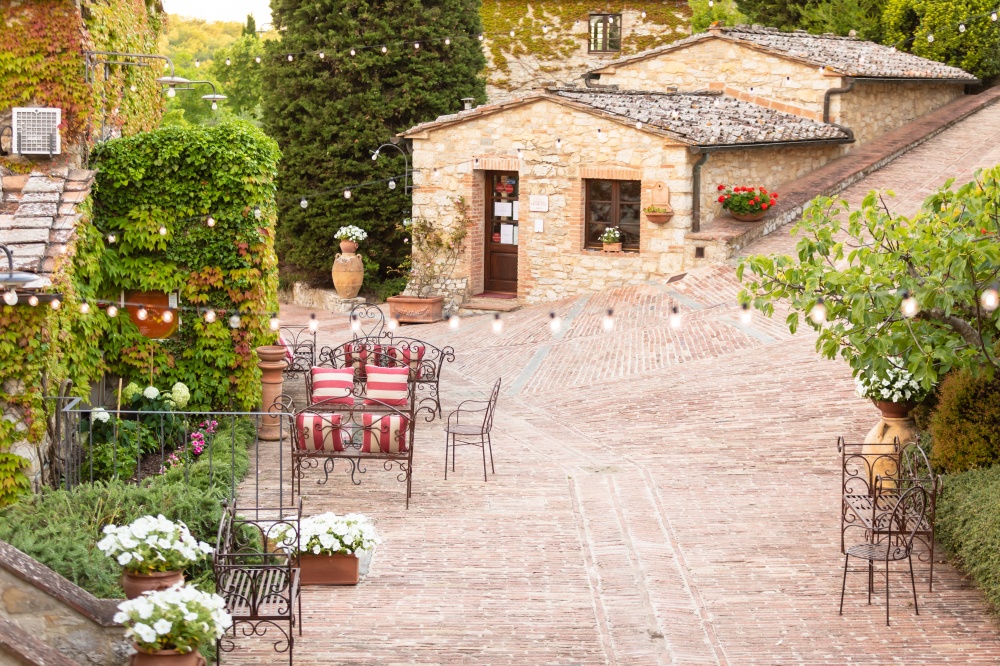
[716,185,778,222]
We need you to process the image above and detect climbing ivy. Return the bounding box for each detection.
[85,122,281,412]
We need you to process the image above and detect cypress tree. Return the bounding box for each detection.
[262,0,487,288]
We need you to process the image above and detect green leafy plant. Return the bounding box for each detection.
[690,0,748,32]
[599,227,622,244]
[84,414,145,481]
[718,185,779,215]
[643,206,672,214]
[397,198,470,298]
[928,370,1000,473]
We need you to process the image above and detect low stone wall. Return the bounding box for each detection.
[402,276,470,314]
[286,282,365,313]
[0,541,128,665]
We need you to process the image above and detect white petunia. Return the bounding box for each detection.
[153,618,172,635]
[133,622,157,643]
[117,552,133,566]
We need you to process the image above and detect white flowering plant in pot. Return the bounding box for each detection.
[599,227,621,244]
[275,513,380,557]
[98,515,213,574]
[334,225,368,243]
[854,364,927,404]
[114,583,232,654]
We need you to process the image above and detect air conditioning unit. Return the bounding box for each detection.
[11,107,61,156]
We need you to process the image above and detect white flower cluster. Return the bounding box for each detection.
[335,225,368,243]
[143,386,160,400]
[169,382,190,409]
[599,227,621,243]
[277,512,380,557]
[855,364,924,403]
[115,583,231,652]
[92,407,111,424]
[97,515,213,574]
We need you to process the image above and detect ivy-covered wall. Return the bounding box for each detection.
[480,1,691,96]
[0,0,165,170]
[84,122,281,411]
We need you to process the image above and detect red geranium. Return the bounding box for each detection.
[717,184,726,191]
[769,198,777,206]
[716,184,777,217]
[760,187,768,194]
[718,195,726,202]
[762,203,769,210]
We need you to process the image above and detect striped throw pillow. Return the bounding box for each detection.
[387,343,426,378]
[361,413,409,453]
[295,412,345,451]
[345,343,382,377]
[363,365,410,406]
[311,367,355,405]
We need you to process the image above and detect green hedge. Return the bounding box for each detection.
[936,464,1000,611]
[0,419,254,599]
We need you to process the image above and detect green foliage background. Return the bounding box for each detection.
[84,122,281,410]
[929,370,1000,472]
[261,0,487,288]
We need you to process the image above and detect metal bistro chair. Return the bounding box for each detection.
[444,378,501,481]
[348,303,389,340]
[839,484,929,626]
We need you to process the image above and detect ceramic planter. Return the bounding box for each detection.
[729,211,767,222]
[298,553,360,585]
[339,240,359,254]
[332,252,364,299]
[872,399,917,419]
[131,645,205,666]
[256,345,288,441]
[387,295,444,323]
[644,212,673,224]
[602,242,622,253]
[121,570,184,600]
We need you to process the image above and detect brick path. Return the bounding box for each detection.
[234,101,1000,664]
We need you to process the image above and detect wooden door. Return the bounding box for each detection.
[484,171,519,293]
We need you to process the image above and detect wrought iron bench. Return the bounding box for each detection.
[839,436,941,590]
[214,499,302,665]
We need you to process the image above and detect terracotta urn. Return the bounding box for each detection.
[729,211,767,222]
[256,345,288,440]
[602,242,622,253]
[332,252,364,299]
[339,240,358,254]
[387,295,444,323]
[298,553,360,585]
[863,400,920,488]
[131,645,205,665]
[121,570,184,600]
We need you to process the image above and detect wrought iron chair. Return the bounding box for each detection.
[279,324,317,380]
[443,378,501,481]
[214,499,302,665]
[839,484,928,626]
[348,303,388,339]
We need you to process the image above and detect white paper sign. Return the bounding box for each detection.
[512,201,519,221]
[534,218,544,232]
[494,201,513,217]
[512,225,519,245]
[500,224,514,245]
[529,195,549,212]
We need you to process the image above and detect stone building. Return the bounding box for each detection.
[402,26,977,306]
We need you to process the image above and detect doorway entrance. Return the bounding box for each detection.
[484,171,519,293]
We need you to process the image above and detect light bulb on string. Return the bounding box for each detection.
[981,284,999,311]
[445,38,451,45]
[319,52,325,59]
[167,87,176,98]
[206,216,216,227]
[158,226,167,236]
[204,308,217,323]
[388,180,396,190]
[350,315,361,332]
[309,313,318,332]
[509,30,515,37]
[269,313,280,331]
[300,198,309,209]
[602,308,615,332]
[350,49,356,56]
[194,59,200,68]
[641,11,647,18]
[542,25,549,33]
[106,304,118,317]
[708,0,713,6]
[491,313,504,334]
[478,34,484,41]
[162,309,174,324]
[414,42,420,50]
[669,305,682,330]
[288,54,294,61]
[809,297,827,325]
[381,45,388,54]
[28,295,39,307]
[387,316,399,331]
[449,314,461,330]
[229,313,241,329]
[740,302,753,325]
[137,306,148,321]
[254,206,262,219]
[635,121,642,129]
[555,138,562,150]
[993,12,998,21]
[3,290,17,306]
[927,33,934,42]
[900,290,919,318]
[344,189,352,199]
[549,312,562,333]
[130,84,137,92]
[225,58,231,66]
[211,102,218,111]
[959,23,966,32]
[108,233,116,244]
[79,302,90,314]
[255,56,261,63]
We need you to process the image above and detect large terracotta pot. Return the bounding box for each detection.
[602,242,622,253]
[729,211,766,222]
[872,399,917,419]
[131,645,205,666]
[332,253,364,299]
[339,240,359,254]
[387,295,444,324]
[863,400,920,489]
[298,553,359,585]
[122,570,184,600]
[256,345,287,441]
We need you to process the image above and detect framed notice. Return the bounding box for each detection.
[529,195,549,212]
[500,223,514,244]
[494,201,513,218]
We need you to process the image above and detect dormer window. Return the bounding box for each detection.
[589,14,621,53]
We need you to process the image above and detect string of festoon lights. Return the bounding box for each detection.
[804,284,1000,327]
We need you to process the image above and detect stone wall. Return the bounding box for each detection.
[482,4,690,99]
[833,81,965,145]
[0,541,127,665]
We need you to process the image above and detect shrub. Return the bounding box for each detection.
[936,464,1000,611]
[929,371,1000,473]
[0,419,253,598]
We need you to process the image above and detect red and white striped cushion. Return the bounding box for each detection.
[278,335,295,362]
[387,343,426,377]
[345,343,382,375]
[310,367,354,405]
[361,413,409,453]
[363,365,409,406]
[295,412,345,451]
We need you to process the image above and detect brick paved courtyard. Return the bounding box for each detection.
[235,102,1000,664]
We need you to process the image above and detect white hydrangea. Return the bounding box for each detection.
[116,583,231,652]
[855,363,925,403]
[92,408,111,424]
[97,515,212,574]
[143,386,159,400]
[169,382,190,409]
[275,512,380,557]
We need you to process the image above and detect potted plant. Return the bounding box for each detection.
[644,205,674,224]
[855,364,927,420]
[98,515,214,599]
[274,512,380,585]
[600,227,622,253]
[114,583,231,665]
[388,197,469,323]
[332,225,369,299]
[717,184,778,222]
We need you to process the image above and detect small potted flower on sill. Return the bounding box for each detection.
[643,204,674,224]
[717,185,778,222]
[115,583,231,665]
[333,225,369,299]
[600,227,622,253]
[275,512,380,585]
[98,514,214,599]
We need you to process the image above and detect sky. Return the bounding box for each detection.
[161,0,271,24]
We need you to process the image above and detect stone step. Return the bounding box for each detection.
[459,297,521,316]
